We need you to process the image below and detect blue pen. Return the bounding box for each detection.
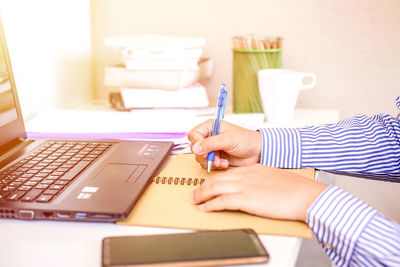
[206,84,228,173]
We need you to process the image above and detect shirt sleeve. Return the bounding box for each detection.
[258,96,400,178]
[307,186,400,266]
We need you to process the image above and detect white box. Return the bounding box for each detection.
[105,58,213,90]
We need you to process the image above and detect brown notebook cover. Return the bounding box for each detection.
[118,154,313,239]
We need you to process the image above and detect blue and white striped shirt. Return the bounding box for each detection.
[259,97,400,266]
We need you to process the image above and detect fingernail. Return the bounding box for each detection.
[192,142,203,154]
[199,204,206,211]
[221,159,229,168]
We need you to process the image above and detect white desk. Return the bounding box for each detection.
[0,107,339,267]
[0,220,301,267]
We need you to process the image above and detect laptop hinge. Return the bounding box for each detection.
[0,138,35,170]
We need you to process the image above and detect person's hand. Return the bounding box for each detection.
[190,164,328,222]
[188,120,262,169]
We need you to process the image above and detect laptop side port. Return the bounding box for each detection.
[75,212,87,218]
[19,210,34,219]
[56,212,72,218]
[91,214,114,219]
[42,211,54,218]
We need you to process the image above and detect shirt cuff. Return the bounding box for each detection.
[306,185,377,266]
[258,128,301,168]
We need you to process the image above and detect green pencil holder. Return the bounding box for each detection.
[232,48,282,113]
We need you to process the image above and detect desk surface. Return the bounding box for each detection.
[25,106,340,134]
[0,107,339,267]
[0,219,302,267]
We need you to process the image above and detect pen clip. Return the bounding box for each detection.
[221,90,227,119]
[218,84,227,119]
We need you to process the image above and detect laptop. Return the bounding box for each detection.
[0,18,173,222]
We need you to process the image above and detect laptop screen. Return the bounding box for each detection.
[0,18,27,148]
[0,40,18,127]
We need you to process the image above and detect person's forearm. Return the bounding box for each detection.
[259,113,400,176]
[307,186,400,266]
[299,113,400,175]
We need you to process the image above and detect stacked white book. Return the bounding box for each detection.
[105,35,212,108]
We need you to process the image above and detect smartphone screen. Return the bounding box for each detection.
[102,229,269,266]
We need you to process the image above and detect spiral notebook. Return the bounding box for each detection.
[117,154,314,238]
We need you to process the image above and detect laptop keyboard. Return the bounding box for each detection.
[0,141,112,203]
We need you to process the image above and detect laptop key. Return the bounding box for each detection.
[36,194,53,203]
[35,184,49,190]
[20,173,34,178]
[21,189,43,202]
[3,186,16,191]
[7,191,26,201]
[43,189,58,195]
[54,180,68,186]
[24,181,38,186]
[49,184,63,190]
[40,179,55,185]
[18,185,33,191]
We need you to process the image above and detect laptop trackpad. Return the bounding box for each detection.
[94,164,147,183]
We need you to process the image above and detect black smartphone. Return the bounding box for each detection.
[102,229,269,267]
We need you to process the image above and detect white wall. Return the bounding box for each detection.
[91,0,400,120]
[1,0,92,119]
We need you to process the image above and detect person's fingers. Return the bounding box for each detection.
[191,134,235,156]
[194,152,229,170]
[213,154,229,168]
[191,177,241,205]
[188,120,213,145]
[194,155,207,169]
[191,142,205,155]
[198,194,244,212]
[190,120,238,156]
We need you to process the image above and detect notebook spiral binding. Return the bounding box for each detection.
[152,176,206,186]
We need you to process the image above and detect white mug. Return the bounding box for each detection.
[257,69,316,123]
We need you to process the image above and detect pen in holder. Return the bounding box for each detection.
[232,36,283,113]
